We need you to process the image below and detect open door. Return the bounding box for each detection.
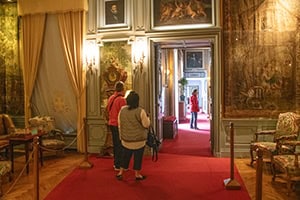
[151,38,216,156]
[154,44,164,142]
[209,41,214,155]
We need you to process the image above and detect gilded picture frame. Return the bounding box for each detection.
[151,0,215,30]
[185,49,204,71]
[97,0,130,31]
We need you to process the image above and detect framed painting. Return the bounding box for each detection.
[185,50,204,71]
[97,0,130,30]
[151,0,215,30]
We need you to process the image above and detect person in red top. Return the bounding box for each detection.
[107,81,127,171]
[190,89,200,130]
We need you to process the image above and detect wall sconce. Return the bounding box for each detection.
[83,40,99,74]
[132,37,147,73]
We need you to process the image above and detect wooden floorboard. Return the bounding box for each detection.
[1,151,300,200]
[2,150,83,200]
[235,158,300,200]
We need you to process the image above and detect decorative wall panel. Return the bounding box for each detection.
[99,41,132,116]
[0,3,24,115]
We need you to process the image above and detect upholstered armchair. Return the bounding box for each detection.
[272,140,300,195]
[250,112,300,167]
[0,160,12,196]
[0,114,16,140]
[0,114,16,159]
[28,116,66,166]
[0,114,14,196]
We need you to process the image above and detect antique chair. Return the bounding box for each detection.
[29,116,66,166]
[0,114,13,197]
[0,160,12,196]
[0,114,16,158]
[0,158,12,197]
[250,112,300,167]
[272,140,300,195]
[0,114,16,140]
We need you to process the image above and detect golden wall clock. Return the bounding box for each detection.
[103,65,121,88]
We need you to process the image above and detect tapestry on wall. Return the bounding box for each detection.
[223,0,300,118]
[0,2,24,115]
[100,41,132,114]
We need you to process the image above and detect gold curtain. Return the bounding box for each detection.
[57,11,86,152]
[20,14,46,127]
[18,0,88,151]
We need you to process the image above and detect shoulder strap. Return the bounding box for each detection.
[152,146,158,162]
[108,94,123,111]
[149,125,159,162]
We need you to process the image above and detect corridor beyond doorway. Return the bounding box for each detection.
[161,111,211,157]
[160,119,211,157]
[179,104,210,131]
[152,38,213,156]
[178,113,210,131]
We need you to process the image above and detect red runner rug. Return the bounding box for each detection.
[45,154,250,200]
[46,117,250,200]
[160,128,211,157]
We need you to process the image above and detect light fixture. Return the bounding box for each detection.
[132,37,147,72]
[83,40,98,73]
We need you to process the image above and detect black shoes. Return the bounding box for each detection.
[135,175,146,181]
[190,127,200,130]
[116,174,146,181]
[116,174,122,180]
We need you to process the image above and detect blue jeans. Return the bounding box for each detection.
[121,146,145,171]
[110,125,122,168]
[190,111,198,128]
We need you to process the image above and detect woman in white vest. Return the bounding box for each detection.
[116,91,150,181]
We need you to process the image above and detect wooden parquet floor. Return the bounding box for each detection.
[235,158,300,200]
[2,150,83,200]
[1,151,300,200]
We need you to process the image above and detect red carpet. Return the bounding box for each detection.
[45,117,250,200]
[160,128,211,157]
[45,155,250,200]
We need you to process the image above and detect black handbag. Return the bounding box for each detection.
[146,125,161,161]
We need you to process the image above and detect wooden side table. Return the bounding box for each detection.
[9,135,34,174]
[9,129,46,174]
